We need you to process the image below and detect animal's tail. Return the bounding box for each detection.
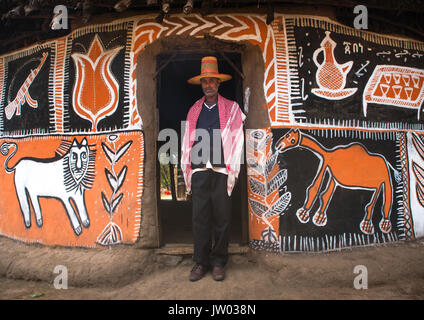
[387,162,401,184]
[0,142,17,173]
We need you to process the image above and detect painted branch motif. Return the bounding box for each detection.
[247,129,291,243]
[411,132,424,207]
[97,134,132,245]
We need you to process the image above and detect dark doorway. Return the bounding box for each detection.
[156,52,247,245]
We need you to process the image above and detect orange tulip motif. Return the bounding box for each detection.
[71,34,123,132]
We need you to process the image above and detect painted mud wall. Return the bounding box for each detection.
[0,12,423,252]
[247,15,424,253]
[0,20,144,247]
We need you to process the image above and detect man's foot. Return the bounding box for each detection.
[189,264,208,282]
[212,265,225,281]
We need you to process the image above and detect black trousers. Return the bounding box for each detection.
[191,169,232,267]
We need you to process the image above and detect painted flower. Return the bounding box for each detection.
[71,34,123,132]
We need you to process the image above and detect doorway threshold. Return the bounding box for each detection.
[155,243,250,256]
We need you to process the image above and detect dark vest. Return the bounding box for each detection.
[190,102,225,169]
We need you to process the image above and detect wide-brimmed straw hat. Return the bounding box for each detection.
[187,56,232,85]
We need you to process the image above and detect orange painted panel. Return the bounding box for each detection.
[246,128,291,248]
[0,131,144,247]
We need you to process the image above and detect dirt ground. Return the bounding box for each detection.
[1,237,424,300]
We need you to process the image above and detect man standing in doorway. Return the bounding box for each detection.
[181,56,245,281]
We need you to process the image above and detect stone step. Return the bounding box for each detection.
[154,243,250,256]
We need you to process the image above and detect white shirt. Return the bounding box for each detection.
[192,160,228,175]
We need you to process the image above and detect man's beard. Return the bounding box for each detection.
[204,89,217,98]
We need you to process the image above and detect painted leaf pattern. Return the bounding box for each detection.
[249,198,267,218]
[101,143,115,164]
[101,191,111,213]
[97,222,123,245]
[265,191,291,218]
[412,162,424,207]
[411,133,424,160]
[412,133,424,208]
[261,227,278,243]
[248,177,265,196]
[267,169,287,195]
[114,141,133,164]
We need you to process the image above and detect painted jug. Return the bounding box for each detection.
[313,31,353,92]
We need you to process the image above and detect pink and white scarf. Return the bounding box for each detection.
[181,94,245,196]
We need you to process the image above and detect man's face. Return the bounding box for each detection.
[200,77,220,100]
